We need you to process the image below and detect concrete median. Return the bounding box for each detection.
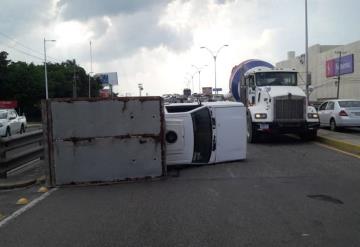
[316,129,360,157]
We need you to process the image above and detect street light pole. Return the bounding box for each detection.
[138,83,143,96]
[88,40,93,98]
[192,64,207,94]
[191,74,195,93]
[335,51,346,99]
[305,0,309,103]
[44,38,56,100]
[200,45,228,94]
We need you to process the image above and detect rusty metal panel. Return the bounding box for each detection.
[43,97,165,186]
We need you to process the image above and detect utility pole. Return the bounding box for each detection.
[305,0,310,103]
[88,41,93,98]
[43,38,56,99]
[335,51,346,99]
[73,59,77,98]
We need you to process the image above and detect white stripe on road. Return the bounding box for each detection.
[0,188,58,228]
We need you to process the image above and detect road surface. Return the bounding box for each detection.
[1,136,360,247]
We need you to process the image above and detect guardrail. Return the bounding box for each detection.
[0,130,44,178]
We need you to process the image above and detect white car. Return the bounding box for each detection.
[318,99,360,131]
[0,109,27,137]
[165,101,247,165]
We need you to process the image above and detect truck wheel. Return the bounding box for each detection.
[299,129,317,141]
[20,124,25,134]
[330,119,337,131]
[5,127,11,137]
[247,115,258,143]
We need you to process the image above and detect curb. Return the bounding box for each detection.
[0,176,46,190]
[316,135,360,157]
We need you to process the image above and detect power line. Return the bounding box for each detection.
[0,31,44,57]
[0,41,44,61]
[0,31,61,63]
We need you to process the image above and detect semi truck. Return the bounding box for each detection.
[229,59,319,143]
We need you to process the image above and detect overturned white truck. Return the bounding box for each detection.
[229,59,319,143]
[165,102,247,165]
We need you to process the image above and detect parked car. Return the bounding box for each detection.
[317,99,360,131]
[0,109,27,137]
[165,101,247,166]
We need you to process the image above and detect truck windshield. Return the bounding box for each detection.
[191,107,212,163]
[256,72,297,86]
[0,111,7,119]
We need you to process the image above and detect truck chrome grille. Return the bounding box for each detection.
[274,97,305,121]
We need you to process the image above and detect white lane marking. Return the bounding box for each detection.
[0,188,58,228]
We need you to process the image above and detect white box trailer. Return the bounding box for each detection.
[165,102,247,165]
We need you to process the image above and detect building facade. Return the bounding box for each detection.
[276,40,360,101]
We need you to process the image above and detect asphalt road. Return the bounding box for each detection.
[1,136,360,247]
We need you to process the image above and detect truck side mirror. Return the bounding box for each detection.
[251,96,255,105]
[251,85,256,91]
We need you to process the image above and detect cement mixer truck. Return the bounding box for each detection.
[229,59,319,143]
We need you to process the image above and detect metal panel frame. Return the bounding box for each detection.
[42,97,166,186]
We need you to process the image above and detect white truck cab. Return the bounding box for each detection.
[165,101,246,166]
[230,60,320,143]
[241,68,319,142]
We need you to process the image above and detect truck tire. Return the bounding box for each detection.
[299,129,317,141]
[5,127,11,137]
[247,115,258,143]
[20,124,25,134]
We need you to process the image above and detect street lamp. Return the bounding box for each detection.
[191,73,195,93]
[200,44,229,94]
[305,0,309,103]
[44,38,56,99]
[88,40,93,98]
[138,83,143,96]
[335,51,346,99]
[192,64,208,94]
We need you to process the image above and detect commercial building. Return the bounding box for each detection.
[276,40,360,101]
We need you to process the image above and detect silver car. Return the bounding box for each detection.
[318,99,360,131]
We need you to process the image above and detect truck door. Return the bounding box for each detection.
[213,106,247,162]
[247,75,256,106]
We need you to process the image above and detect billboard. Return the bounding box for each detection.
[202,87,212,96]
[326,54,354,78]
[0,101,17,109]
[95,72,118,85]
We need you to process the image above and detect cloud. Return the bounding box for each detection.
[57,0,171,21]
[54,0,194,60]
[1,0,360,96]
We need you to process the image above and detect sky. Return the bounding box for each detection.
[0,0,359,96]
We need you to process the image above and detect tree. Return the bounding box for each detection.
[0,51,103,120]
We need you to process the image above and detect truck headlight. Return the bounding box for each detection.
[166,131,178,144]
[307,113,319,119]
[255,113,267,119]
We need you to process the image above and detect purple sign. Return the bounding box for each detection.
[326,54,354,77]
